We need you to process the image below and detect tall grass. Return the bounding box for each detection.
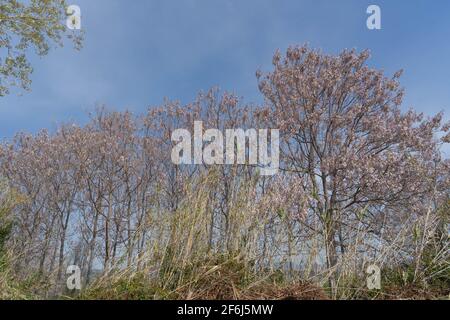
[1,171,448,300]
[75,172,448,300]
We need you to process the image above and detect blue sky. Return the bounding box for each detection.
[1,0,450,154]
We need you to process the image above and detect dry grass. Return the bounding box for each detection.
[1,173,448,300]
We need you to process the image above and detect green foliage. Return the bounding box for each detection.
[78,273,170,300]
[0,220,12,270]
[0,181,13,269]
[420,245,450,292]
[0,0,83,96]
[0,180,39,299]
